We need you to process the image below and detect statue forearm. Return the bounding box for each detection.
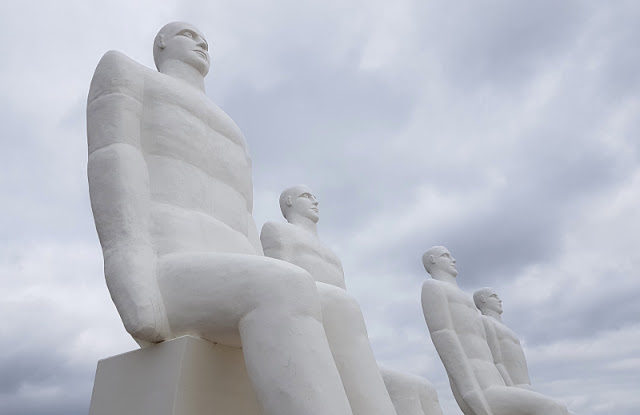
[103,245,167,342]
[88,144,168,343]
[495,363,513,386]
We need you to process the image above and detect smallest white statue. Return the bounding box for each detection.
[473,288,531,389]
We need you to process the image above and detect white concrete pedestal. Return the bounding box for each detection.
[89,336,260,415]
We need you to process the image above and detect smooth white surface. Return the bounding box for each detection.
[421,246,572,415]
[381,367,443,415]
[87,22,353,415]
[89,336,259,415]
[261,185,397,415]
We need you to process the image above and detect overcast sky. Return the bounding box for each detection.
[1,1,638,414]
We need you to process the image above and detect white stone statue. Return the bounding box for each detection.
[420,246,572,415]
[473,288,532,389]
[87,22,354,415]
[260,185,442,415]
[473,288,576,415]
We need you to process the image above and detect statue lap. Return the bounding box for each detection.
[157,252,320,345]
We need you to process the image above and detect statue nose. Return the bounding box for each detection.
[196,39,208,50]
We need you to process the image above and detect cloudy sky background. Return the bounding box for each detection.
[1,0,638,414]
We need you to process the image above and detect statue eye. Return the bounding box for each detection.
[184,31,193,38]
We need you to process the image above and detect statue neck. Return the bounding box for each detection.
[429,271,458,286]
[159,60,206,92]
[483,309,503,322]
[287,215,319,237]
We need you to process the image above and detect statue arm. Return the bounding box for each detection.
[512,337,532,388]
[421,282,493,415]
[247,217,264,255]
[244,156,263,255]
[482,318,514,386]
[87,51,169,344]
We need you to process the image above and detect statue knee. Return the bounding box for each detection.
[317,284,368,334]
[417,379,439,403]
[253,260,322,320]
[320,286,362,319]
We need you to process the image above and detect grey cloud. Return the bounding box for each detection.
[419,0,589,88]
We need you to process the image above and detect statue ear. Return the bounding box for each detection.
[156,34,166,49]
[480,295,486,303]
[285,196,292,207]
[429,255,435,264]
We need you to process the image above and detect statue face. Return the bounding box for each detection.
[484,291,503,314]
[290,187,319,223]
[158,23,210,76]
[431,248,458,277]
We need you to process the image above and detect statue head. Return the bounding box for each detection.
[473,287,503,315]
[422,246,458,278]
[279,185,319,224]
[153,22,210,77]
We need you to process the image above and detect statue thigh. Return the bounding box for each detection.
[484,386,568,415]
[156,252,322,346]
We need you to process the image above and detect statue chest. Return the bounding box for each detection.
[139,78,253,206]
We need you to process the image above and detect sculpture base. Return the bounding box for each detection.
[89,335,260,415]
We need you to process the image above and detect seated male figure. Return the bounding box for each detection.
[261,185,442,415]
[474,288,576,414]
[420,246,572,415]
[87,22,353,415]
[473,288,531,389]
[260,185,397,415]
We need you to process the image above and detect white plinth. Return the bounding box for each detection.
[89,336,260,415]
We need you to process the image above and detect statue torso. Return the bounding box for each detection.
[485,317,531,385]
[128,62,258,256]
[261,222,346,288]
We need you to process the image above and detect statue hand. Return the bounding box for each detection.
[120,295,170,345]
[103,252,171,346]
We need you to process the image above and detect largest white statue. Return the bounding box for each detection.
[420,246,572,415]
[87,22,354,415]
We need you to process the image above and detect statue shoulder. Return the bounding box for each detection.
[260,221,288,245]
[422,278,443,291]
[421,279,447,302]
[480,315,496,331]
[261,221,297,260]
[260,220,289,236]
[88,50,147,104]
